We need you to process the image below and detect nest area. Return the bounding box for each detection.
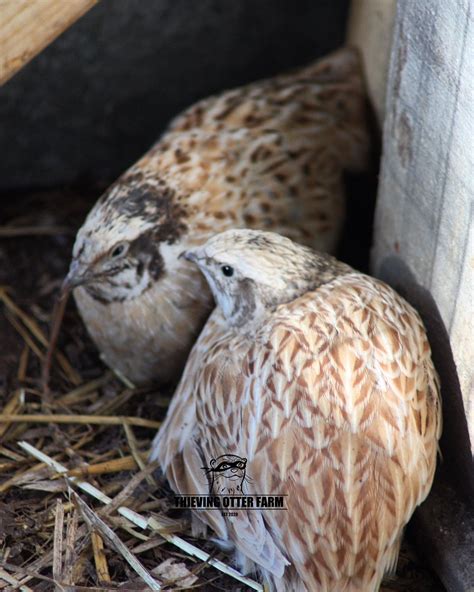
[0,190,444,591]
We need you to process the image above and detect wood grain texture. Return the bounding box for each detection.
[0,0,98,85]
[372,1,473,453]
[371,5,474,586]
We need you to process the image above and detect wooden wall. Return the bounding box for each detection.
[371,0,473,465]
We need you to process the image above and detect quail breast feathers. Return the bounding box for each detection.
[66,47,371,384]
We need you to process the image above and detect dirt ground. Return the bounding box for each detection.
[0,190,445,590]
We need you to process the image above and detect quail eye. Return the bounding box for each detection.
[111,243,127,258]
[221,265,234,277]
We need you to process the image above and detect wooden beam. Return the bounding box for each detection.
[347,0,397,125]
[0,0,99,86]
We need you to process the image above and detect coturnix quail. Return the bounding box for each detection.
[65,47,371,384]
[151,229,442,592]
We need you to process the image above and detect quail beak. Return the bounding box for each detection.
[62,259,91,294]
[179,249,201,264]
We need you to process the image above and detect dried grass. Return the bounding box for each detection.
[0,286,263,591]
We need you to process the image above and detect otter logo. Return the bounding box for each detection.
[174,455,286,511]
[202,454,249,495]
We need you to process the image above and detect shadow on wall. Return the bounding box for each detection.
[0,0,350,189]
[377,255,474,498]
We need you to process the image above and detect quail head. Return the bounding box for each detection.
[151,229,442,591]
[65,47,371,384]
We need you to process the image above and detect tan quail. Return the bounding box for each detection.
[151,229,442,591]
[65,47,371,384]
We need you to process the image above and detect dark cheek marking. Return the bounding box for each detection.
[148,252,164,281]
[232,278,257,325]
[85,285,115,305]
[129,229,165,282]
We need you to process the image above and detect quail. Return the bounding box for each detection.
[65,47,371,384]
[151,229,442,592]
